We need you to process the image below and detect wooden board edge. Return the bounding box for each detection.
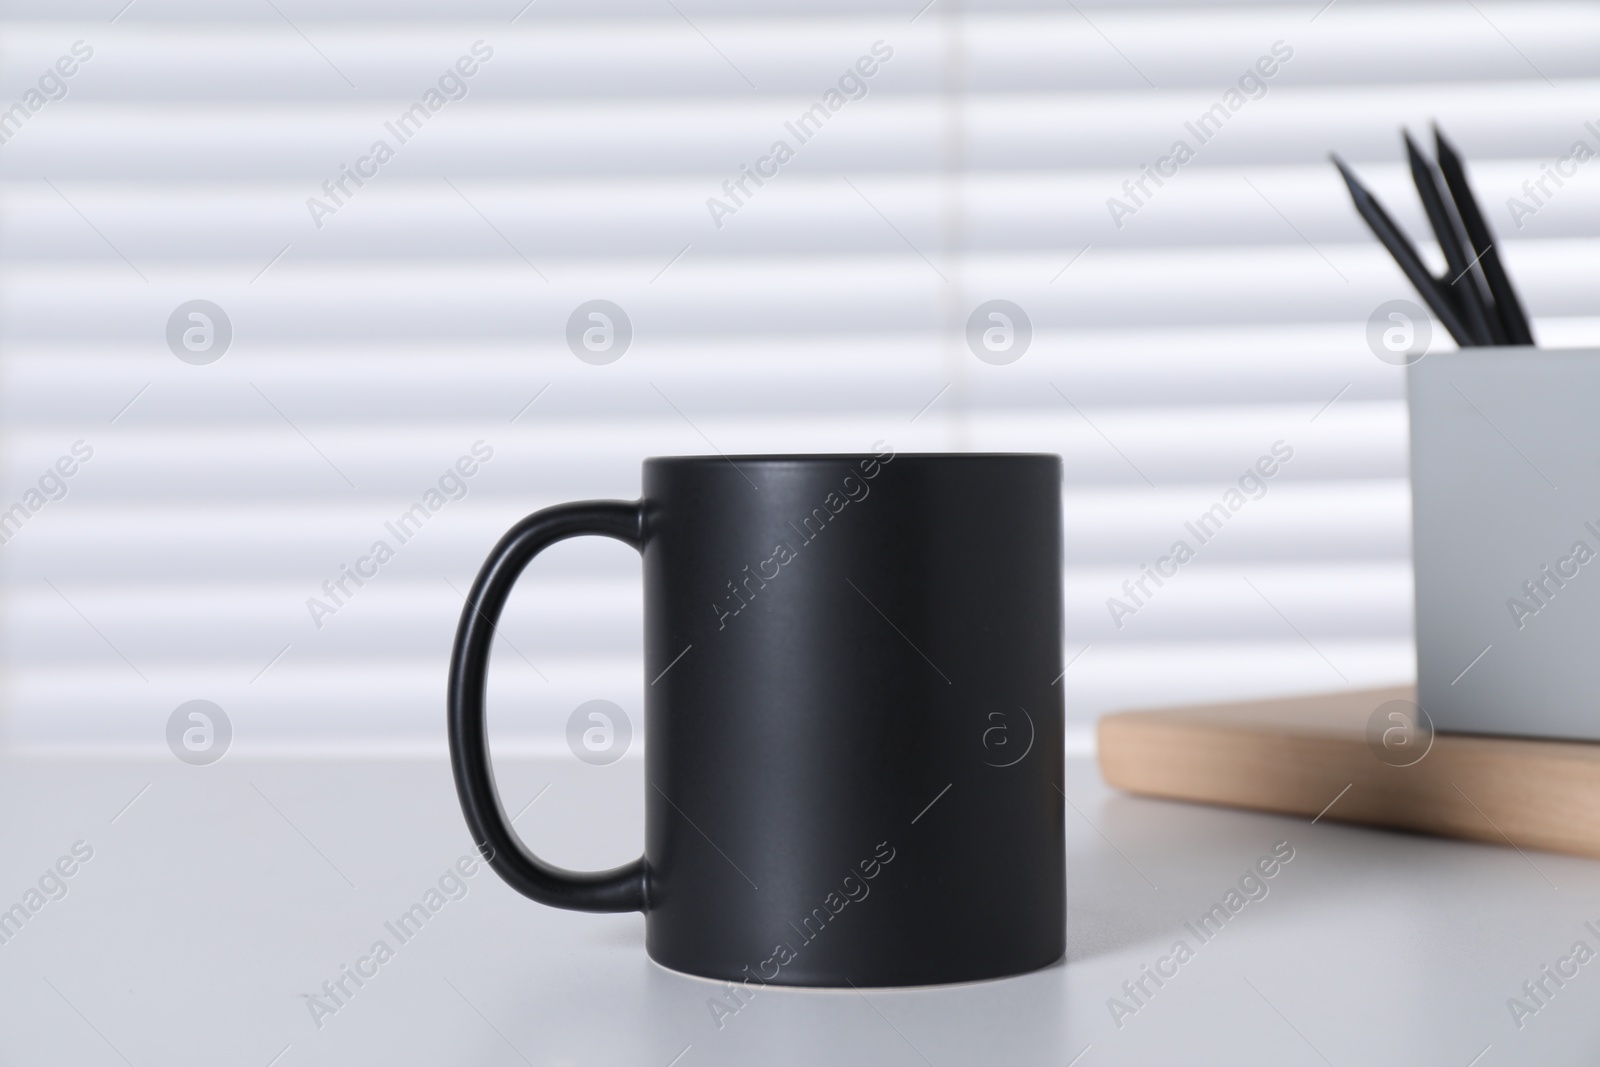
[1097,708,1600,860]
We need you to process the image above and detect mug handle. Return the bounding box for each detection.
[447,499,648,913]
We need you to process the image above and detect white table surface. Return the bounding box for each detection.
[2,751,1597,1066]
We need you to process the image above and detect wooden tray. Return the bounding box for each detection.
[1097,685,1600,859]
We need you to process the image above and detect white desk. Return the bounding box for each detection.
[2,753,1595,1065]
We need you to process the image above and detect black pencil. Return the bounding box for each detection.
[1332,153,1478,347]
[1403,130,1500,346]
[1433,125,1535,346]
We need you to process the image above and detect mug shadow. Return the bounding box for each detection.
[638,953,1071,1067]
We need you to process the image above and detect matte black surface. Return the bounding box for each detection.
[449,451,1066,987]
[448,500,649,912]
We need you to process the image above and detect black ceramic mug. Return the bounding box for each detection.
[447,449,1065,987]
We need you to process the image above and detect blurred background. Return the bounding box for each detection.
[2,0,1597,757]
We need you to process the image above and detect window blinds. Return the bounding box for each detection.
[2,0,1595,754]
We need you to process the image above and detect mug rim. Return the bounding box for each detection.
[644,452,1060,465]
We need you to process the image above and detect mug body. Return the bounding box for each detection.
[640,450,1065,987]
